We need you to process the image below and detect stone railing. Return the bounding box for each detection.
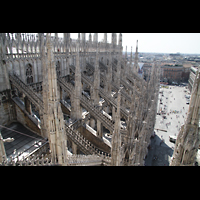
[57,77,73,94]
[112,59,146,88]
[65,123,111,157]
[99,87,128,118]
[87,61,136,102]
[9,72,44,111]
[8,71,112,163]
[58,77,115,132]
[66,123,96,155]
[80,94,114,132]
[0,123,111,166]
[61,99,71,111]
[12,97,41,129]
[69,118,83,130]
[0,152,111,166]
[29,81,43,93]
[70,64,129,117]
[66,154,104,166]
[0,151,54,166]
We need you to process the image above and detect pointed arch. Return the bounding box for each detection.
[29,41,35,53]
[12,40,17,53]
[18,41,23,54]
[60,41,63,52]
[6,46,11,54]
[56,60,61,77]
[22,42,27,53]
[14,60,20,76]
[27,42,32,53]
[35,40,40,53]
[25,63,34,84]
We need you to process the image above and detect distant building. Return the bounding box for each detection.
[169,53,183,60]
[169,53,181,57]
[182,62,192,82]
[160,65,183,84]
[142,63,152,80]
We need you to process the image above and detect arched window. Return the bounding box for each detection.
[26,63,33,84]
[56,61,61,77]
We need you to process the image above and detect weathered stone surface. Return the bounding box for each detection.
[0,33,162,166]
[170,68,200,166]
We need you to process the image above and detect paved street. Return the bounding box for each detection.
[145,85,190,166]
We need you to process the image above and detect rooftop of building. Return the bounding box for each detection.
[1,122,47,161]
[161,64,183,68]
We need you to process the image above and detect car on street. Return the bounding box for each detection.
[185,95,190,99]
[169,135,177,143]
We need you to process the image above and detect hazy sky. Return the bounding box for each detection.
[57,33,200,54]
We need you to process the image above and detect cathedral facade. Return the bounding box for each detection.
[0,33,160,166]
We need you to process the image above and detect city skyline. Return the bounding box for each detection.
[56,33,200,55]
